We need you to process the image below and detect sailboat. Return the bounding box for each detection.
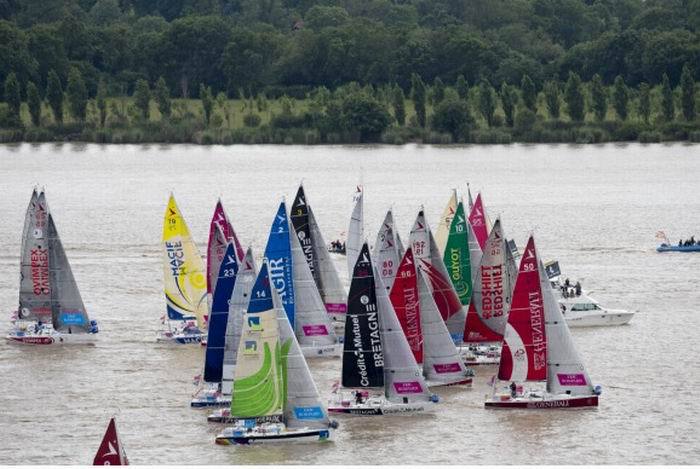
[158,194,207,344]
[372,209,405,291]
[346,185,363,280]
[390,247,473,387]
[264,201,341,357]
[290,184,347,324]
[486,235,601,409]
[93,417,129,465]
[461,218,512,365]
[468,192,489,250]
[206,199,245,320]
[328,243,438,415]
[191,242,239,407]
[408,209,466,343]
[6,188,99,345]
[435,189,458,254]
[214,262,337,444]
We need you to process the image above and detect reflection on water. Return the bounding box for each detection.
[0,143,698,464]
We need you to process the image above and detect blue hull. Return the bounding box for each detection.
[657,245,700,252]
[190,399,231,408]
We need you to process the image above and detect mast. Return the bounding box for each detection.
[346,185,364,280]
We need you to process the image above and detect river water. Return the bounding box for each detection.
[0,143,698,464]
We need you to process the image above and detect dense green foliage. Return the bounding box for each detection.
[0,0,698,144]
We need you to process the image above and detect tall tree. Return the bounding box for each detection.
[478,80,496,127]
[456,75,469,101]
[432,98,474,142]
[564,72,585,122]
[591,74,607,121]
[543,80,561,119]
[154,76,171,119]
[613,75,629,121]
[500,82,516,127]
[46,69,64,124]
[521,74,537,112]
[26,81,41,126]
[432,77,445,105]
[638,83,651,124]
[3,72,21,122]
[96,79,107,127]
[661,73,675,121]
[133,78,151,120]
[392,84,405,126]
[66,68,88,122]
[200,83,214,125]
[680,63,696,121]
[411,73,426,128]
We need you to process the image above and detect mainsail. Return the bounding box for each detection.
[18,189,52,322]
[373,209,403,291]
[469,193,489,250]
[375,264,431,403]
[409,210,466,343]
[203,242,238,384]
[342,243,384,389]
[307,201,347,316]
[263,202,295,327]
[539,258,595,396]
[443,201,473,306]
[418,268,470,383]
[346,186,364,279]
[498,236,547,383]
[47,213,90,333]
[222,247,257,396]
[290,185,322,290]
[93,417,129,465]
[435,190,458,253]
[389,248,422,365]
[207,200,244,308]
[162,194,207,329]
[463,218,510,343]
[290,216,338,347]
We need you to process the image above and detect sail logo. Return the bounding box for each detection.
[400,286,421,354]
[434,363,462,373]
[480,264,504,319]
[247,316,262,331]
[557,373,587,386]
[393,381,423,394]
[60,312,85,325]
[34,203,47,229]
[296,230,316,275]
[294,406,324,420]
[528,291,546,370]
[244,340,258,353]
[165,241,185,276]
[267,257,291,305]
[30,248,50,295]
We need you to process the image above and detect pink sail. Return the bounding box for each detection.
[389,248,423,365]
[468,193,488,250]
[207,200,245,294]
[498,236,547,382]
[93,417,128,465]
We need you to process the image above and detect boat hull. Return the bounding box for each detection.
[156,332,204,344]
[657,245,700,252]
[327,401,429,416]
[426,377,472,388]
[215,428,331,445]
[301,343,343,358]
[5,332,96,345]
[485,395,599,409]
[566,311,634,327]
[190,396,231,408]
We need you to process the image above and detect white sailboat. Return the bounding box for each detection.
[6,188,99,345]
[328,243,438,415]
[373,208,405,292]
[214,262,337,444]
[346,185,364,280]
[486,235,601,409]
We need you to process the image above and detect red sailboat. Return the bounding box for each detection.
[485,235,600,409]
[93,417,129,465]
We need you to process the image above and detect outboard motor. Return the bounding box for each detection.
[593,385,603,396]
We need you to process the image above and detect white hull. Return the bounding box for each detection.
[5,323,97,345]
[565,309,634,327]
[156,329,204,344]
[191,382,230,408]
[215,423,332,445]
[327,391,431,416]
[301,343,342,358]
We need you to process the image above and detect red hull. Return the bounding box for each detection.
[485,395,598,409]
[7,336,55,345]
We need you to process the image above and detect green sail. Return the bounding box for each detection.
[443,201,472,306]
[230,310,285,419]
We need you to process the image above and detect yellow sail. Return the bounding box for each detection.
[435,189,458,254]
[162,193,207,329]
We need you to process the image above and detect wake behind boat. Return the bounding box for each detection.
[6,188,99,346]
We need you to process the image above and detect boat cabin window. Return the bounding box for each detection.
[571,303,601,311]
